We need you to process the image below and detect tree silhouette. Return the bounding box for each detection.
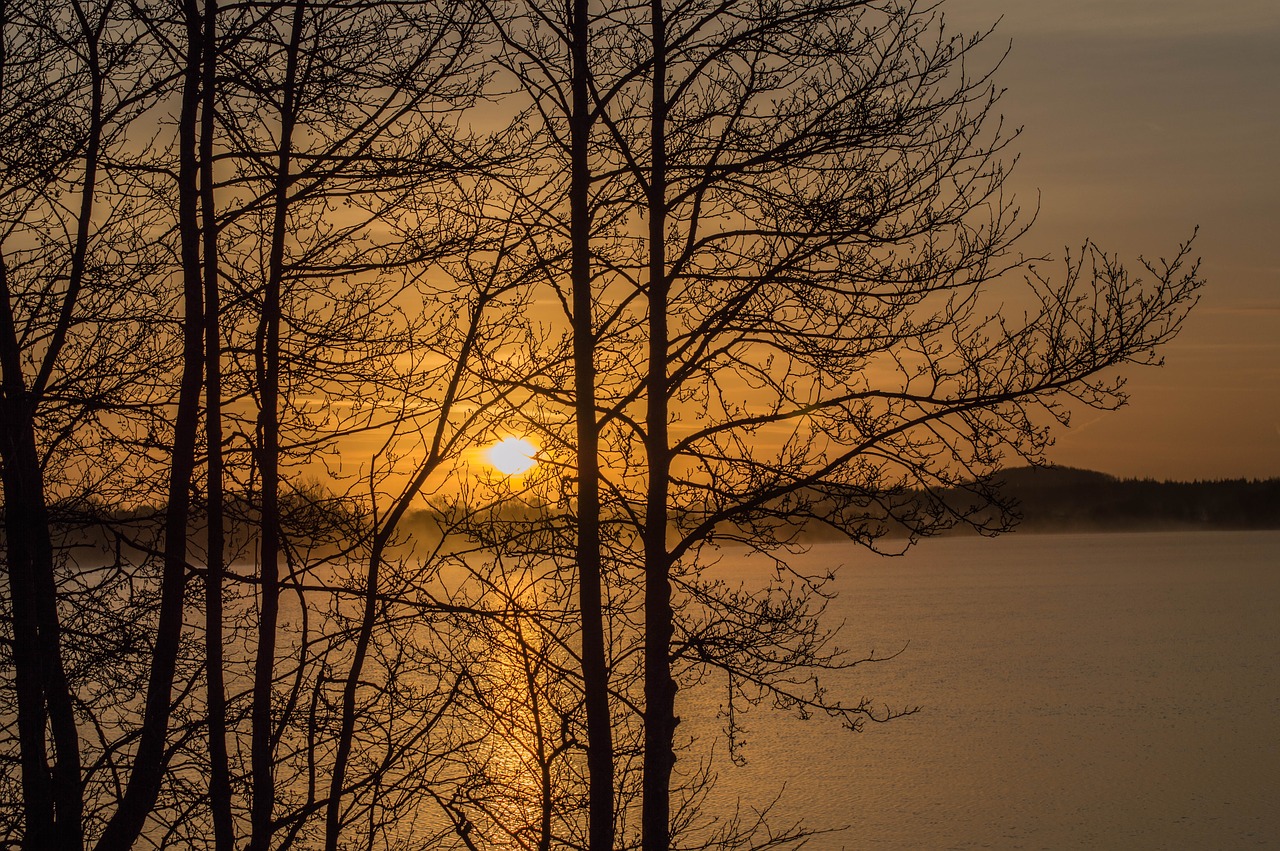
[405,0,1202,847]
[0,1,171,846]
[170,0,511,847]
[522,0,1201,847]
[3,0,520,846]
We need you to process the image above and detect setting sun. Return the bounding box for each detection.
[486,436,538,476]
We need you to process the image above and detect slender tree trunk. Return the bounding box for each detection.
[323,539,390,851]
[0,393,81,851]
[0,283,58,850]
[324,288,485,849]
[94,0,204,846]
[18,439,81,851]
[517,625,554,851]
[569,0,615,845]
[35,16,91,835]
[200,0,233,844]
[0,2,126,845]
[0,16,58,839]
[248,2,306,847]
[641,4,675,847]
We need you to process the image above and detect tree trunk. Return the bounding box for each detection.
[324,289,482,849]
[0,401,82,851]
[94,0,203,846]
[0,368,58,851]
[641,3,676,846]
[248,3,306,849]
[0,3,118,845]
[570,0,615,843]
[200,0,233,844]
[0,17,54,834]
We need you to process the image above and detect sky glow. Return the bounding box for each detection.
[946,0,1280,478]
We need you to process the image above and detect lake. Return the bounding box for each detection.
[679,530,1279,849]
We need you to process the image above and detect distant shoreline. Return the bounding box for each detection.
[32,466,1280,556]
[785,465,1280,541]
[951,465,1280,535]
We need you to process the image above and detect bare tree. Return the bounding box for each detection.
[481,1,638,844]
[175,0,526,847]
[197,0,232,844]
[0,1,171,847]
[4,0,530,846]
[481,0,1202,848]
[575,2,1203,848]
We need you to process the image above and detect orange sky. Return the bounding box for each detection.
[949,0,1280,479]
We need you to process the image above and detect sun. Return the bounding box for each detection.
[486,436,538,476]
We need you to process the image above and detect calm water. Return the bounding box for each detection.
[681,530,1280,849]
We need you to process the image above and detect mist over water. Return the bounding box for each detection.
[682,531,1280,849]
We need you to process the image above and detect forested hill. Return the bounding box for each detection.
[989,466,1280,532]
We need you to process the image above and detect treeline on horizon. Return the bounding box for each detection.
[963,466,1280,533]
[45,466,1279,557]
[397,467,1280,538]
[793,466,1280,539]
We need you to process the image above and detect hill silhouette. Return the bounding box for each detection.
[986,466,1280,532]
